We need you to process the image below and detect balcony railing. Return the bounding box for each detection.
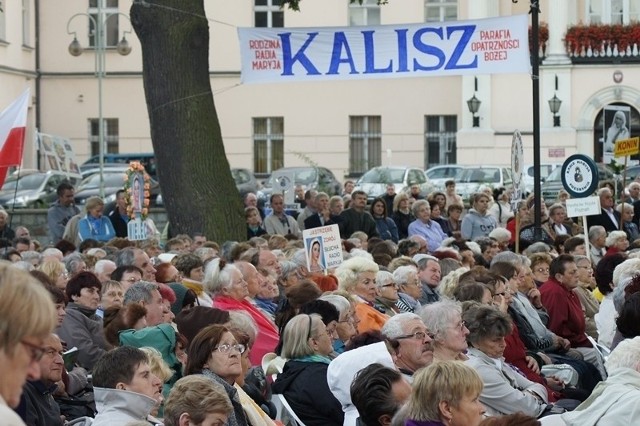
[565,23,640,64]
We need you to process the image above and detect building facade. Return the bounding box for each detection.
[1,0,639,182]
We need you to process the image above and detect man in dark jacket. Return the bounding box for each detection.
[338,190,379,239]
[16,334,64,426]
[108,190,129,238]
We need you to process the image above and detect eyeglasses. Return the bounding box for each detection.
[395,330,434,341]
[494,292,506,297]
[339,314,356,324]
[214,344,246,354]
[453,321,467,332]
[21,340,46,362]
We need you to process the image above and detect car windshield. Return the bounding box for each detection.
[546,167,562,182]
[267,168,317,187]
[2,174,47,191]
[79,173,127,190]
[359,168,406,184]
[459,168,501,183]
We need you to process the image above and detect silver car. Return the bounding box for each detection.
[355,166,433,203]
[456,166,513,204]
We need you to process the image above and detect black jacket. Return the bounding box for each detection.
[587,209,621,233]
[17,381,63,426]
[272,360,344,426]
[108,209,129,238]
[304,213,341,230]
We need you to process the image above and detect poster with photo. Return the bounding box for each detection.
[602,105,631,164]
[38,133,82,179]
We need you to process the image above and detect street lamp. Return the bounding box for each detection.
[548,94,562,127]
[467,94,481,127]
[67,6,132,197]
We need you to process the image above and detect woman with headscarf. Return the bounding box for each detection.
[604,110,630,153]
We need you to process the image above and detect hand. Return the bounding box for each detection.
[546,376,565,391]
[527,288,543,308]
[537,352,552,365]
[493,294,508,312]
[561,338,571,351]
[526,355,540,375]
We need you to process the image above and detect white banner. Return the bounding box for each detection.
[238,15,530,84]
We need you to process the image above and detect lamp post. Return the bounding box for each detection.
[467,76,481,127]
[67,4,132,198]
[548,94,562,127]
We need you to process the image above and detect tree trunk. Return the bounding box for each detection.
[130,0,245,241]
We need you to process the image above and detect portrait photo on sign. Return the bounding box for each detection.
[306,237,326,273]
[603,105,631,154]
[129,173,144,213]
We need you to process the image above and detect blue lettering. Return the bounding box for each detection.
[412,27,446,71]
[362,30,393,74]
[395,29,409,72]
[327,32,358,75]
[279,32,321,76]
[445,25,478,70]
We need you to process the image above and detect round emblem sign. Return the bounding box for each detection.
[560,154,599,198]
[276,175,293,192]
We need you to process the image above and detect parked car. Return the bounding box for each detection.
[355,166,433,204]
[74,170,161,206]
[258,166,342,203]
[0,170,78,209]
[455,166,513,204]
[80,153,157,178]
[425,165,465,190]
[541,163,620,205]
[522,163,561,196]
[232,168,261,198]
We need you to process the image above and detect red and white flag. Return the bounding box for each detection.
[0,88,30,168]
[0,89,30,188]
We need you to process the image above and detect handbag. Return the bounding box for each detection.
[541,364,579,387]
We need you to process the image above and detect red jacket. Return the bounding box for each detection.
[539,277,591,348]
[214,295,280,366]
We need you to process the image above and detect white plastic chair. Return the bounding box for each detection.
[586,334,611,361]
[273,393,307,426]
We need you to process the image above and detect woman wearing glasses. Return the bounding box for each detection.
[374,271,401,316]
[421,299,470,362]
[272,314,344,426]
[0,263,56,425]
[185,324,251,426]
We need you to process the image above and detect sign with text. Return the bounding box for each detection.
[614,137,640,157]
[548,148,565,158]
[565,197,601,218]
[302,224,343,271]
[238,15,530,84]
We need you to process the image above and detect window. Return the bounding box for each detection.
[424,115,457,168]
[253,117,284,174]
[349,0,380,26]
[587,0,640,24]
[425,0,457,22]
[88,0,119,48]
[255,0,284,28]
[89,118,119,156]
[349,116,381,175]
[22,0,29,46]
[0,0,6,41]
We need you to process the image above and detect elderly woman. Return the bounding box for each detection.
[404,361,485,426]
[335,256,388,333]
[394,265,422,313]
[408,200,447,254]
[77,196,116,242]
[374,270,401,316]
[573,255,599,340]
[38,260,69,290]
[0,264,56,423]
[185,324,250,426]
[205,258,279,366]
[320,294,358,354]
[278,260,300,292]
[461,192,498,241]
[392,192,414,240]
[605,230,629,255]
[421,299,470,361]
[56,271,109,370]
[529,252,553,287]
[272,314,343,426]
[464,304,549,418]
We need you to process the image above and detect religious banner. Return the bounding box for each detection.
[238,14,530,84]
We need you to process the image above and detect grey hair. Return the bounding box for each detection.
[13,261,34,272]
[279,260,299,280]
[194,247,217,262]
[597,187,612,197]
[420,300,462,343]
[289,249,308,268]
[491,251,522,268]
[94,259,116,275]
[488,227,511,242]
[20,251,42,266]
[335,256,379,292]
[606,336,640,372]
[616,203,634,213]
[376,271,394,289]
[548,203,566,217]
[0,210,8,219]
[612,258,640,288]
[115,247,137,268]
[523,242,551,256]
[606,230,627,247]
[381,313,422,339]
[411,199,429,217]
[393,265,418,285]
[86,248,107,258]
[41,248,63,260]
[573,255,590,265]
[123,281,159,305]
[588,225,606,242]
[203,258,240,294]
[63,253,86,275]
[319,294,351,317]
[228,310,258,347]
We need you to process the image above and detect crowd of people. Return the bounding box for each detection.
[2,178,640,426]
